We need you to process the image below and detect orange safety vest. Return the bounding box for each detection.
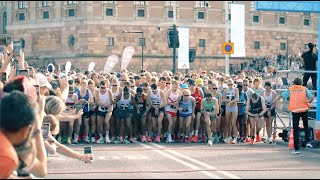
[288,85,310,113]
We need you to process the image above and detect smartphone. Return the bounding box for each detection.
[51,80,60,88]
[1,72,7,83]
[84,146,92,154]
[19,69,29,77]
[75,104,82,113]
[13,41,21,56]
[28,67,34,78]
[42,123,50,140]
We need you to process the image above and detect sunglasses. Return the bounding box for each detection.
[212,88,218,90]
[69,92,74,94]
[112,85,118,87]
[166,83,171,85]
[243,84,248,86]
[184,95,190,97]
[228,84,233,86]
[249,81,253,83]
[100,87,106,89]
[121,80,127,82]
[131,86,135,88]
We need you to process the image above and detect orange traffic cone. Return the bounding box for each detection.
[288,129,294,150]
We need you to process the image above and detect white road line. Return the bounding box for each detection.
[138,142,223,179]
[150,143,242,179]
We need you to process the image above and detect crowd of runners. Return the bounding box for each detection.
[0,41,317,178]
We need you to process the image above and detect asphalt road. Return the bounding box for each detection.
[45,140,320,179]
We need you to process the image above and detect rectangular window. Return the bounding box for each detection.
[135,1,145,5]
[254,41,260,49]
[104,1,114,4]
[168,10,173,18]
[42,1,50,7]
[106,8,113,16]
[304,19,310,26]
[279,17,285,24]
[195,1,207,8]
[228,13,231,21]
[107,37,114,46]
[67,1,76,5]
[18,1,26,9]
[43,11,50,19]
[199,39,206,47]
[68,9,76,17]
[198,12,205,19]
[303,12,310,16]
[18,12,25,21]
[253,15,259,23]
[166,1,175,7]
[138,9,145,17]
[280,43,286,50]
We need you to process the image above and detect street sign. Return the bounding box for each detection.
[222,42,234,54]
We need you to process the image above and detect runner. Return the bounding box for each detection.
[246,93,267,144]
[164,80,181,143]
[148,83,167,143]
[236,84,247,143]
[65,86,79,144]
[262,81,277,144]
[95,80,113,144]
[201,93,219,146]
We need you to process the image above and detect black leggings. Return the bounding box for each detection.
[292,111,310,150]
[237,114,246,138]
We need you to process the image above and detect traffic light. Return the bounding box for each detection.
[167,25,179,48]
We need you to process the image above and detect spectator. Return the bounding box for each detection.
[301,42,318,90]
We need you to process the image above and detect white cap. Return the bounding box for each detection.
[36,73,52,89]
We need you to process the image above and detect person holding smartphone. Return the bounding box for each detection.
[43,115,94,163]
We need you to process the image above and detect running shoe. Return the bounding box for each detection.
[130,137,137,143]
[202,135,207,143]
[105,135,112,144]
[175,134,180,141]
[124,138,131,144]
[113,137,120,144]
[73,135,78,144]
[250,138,255,145]
[141,136,147,143]
[167,134,173,143]
[155,136,161,143]
[207,139,213,146]
[119,136,124,143]
[213,135,219,143]
[57,136,62,143]
[187,136,193,143]
[147,136,152,142]
[306,143,313,148]
[231,137,237,144]
[67,137,71,145]
[193,135,199,143]
[292,150,300,155]
[256,135,261,142]
[267,138,273,144]
[96,137,104,144]
[180,136,185,143]
[111,136,116,142]
[245,137,250,143]
[84,136,89,143]
[91,137,96,143]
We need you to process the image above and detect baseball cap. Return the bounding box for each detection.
[181,84,189,89]
[236,79,243,83]
[196,78,204,85]
[36,73,52,89]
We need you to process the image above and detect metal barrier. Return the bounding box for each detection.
[271,69,318,140]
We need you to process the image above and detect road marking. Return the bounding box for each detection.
[138,143,223,179]
[150,143,242,179]
[123,155,148,160]
[98,156,121,160]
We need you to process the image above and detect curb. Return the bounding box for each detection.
[274,139,320,154]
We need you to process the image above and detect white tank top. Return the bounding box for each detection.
[150,89,163,106]
[165,90,179,112]
[112,88,120,101]
[263,91,273,105]
[117,93,131,110]
[98,90,112,112]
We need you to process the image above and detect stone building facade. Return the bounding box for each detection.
[0,1,318,73]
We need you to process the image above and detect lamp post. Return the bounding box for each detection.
[122,30,145,70]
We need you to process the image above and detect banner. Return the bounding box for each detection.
[104,54,119,73]
[88,62,95,72]
[230,4,246,57]
[120,46,135,70]
[177,27,189,69]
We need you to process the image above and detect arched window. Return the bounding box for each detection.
[3,12,7,34]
